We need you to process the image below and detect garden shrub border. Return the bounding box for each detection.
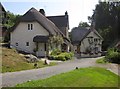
[105,48,120,64]
[49,49,74,61]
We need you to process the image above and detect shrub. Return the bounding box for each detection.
[69,52,74,57]
[49,52,74,61]
[108,51,120,63]
[60,53,70,60]
[50,49,61,56]
[105,48,120,64]
[56,55,66,61]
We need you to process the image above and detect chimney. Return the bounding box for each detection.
[39,9,45,16]
[65,11,68,15]
[65,11,68,19]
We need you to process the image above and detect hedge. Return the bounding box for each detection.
[49,52,74,61]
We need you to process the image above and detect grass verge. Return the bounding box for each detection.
[2,47,56,73]
[16,67,120,87]
[96,57,108,64]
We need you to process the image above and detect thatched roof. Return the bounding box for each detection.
[47,15,69,28]
[11,8,63,36]
[71,27,103,44]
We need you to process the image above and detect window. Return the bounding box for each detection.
[28,24,33,30]
[88,37,93,44]
[16,43,18,46]
[26,42,29,46]
[31,24,33,30]
[28,24,30,30]
[94,38,98,42]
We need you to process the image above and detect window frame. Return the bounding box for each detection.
[28,24,33,30]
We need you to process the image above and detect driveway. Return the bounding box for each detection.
[1,57,119,87]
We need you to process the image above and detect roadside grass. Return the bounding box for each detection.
[2,47,56,73]
[16,67,120,87]
[96,57,108,64]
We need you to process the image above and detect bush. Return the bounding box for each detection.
[69,52,74,57]
[50,49,61,56]
[49,52,74,61]
[60,53,70,60]
[56,55,66,61]
[105,48,120,64]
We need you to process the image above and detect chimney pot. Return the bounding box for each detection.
[65,11,68,15]
[39,9,45,16]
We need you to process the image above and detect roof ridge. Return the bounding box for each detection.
[47,15,66,17]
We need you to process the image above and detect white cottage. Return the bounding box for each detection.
[10,8,70,57]
[71,27,103,57]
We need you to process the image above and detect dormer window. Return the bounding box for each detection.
[28,24,33,30]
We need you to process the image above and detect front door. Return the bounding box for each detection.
[36,43,45,57]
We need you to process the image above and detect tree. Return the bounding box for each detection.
[90,1,120,50]
[48,35,63,50]
[4,11,21,42]
[4,11,21,28]
[78,22,90,27]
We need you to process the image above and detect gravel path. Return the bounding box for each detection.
[1,57,119,87]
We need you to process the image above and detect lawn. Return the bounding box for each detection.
[16,67,120,87]
[2,47,56,73]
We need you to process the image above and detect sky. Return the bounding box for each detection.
[1,0,99,30]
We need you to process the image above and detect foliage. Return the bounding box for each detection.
[105,48,120,64]
[90,1,120,50]
[78,21,90,27]
[4,28,11,42]
[50,49,61,56]
[16,67,120,87]
[60,52,73,60]
[48,35,63,50]
[55,54,66,61]
[98,27,112,50]
[3,11,21,42]
[4,11,21,28]
[49,49,74,61]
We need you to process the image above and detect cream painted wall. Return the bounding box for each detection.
[80,31,102,55]
[10,21,49,53]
